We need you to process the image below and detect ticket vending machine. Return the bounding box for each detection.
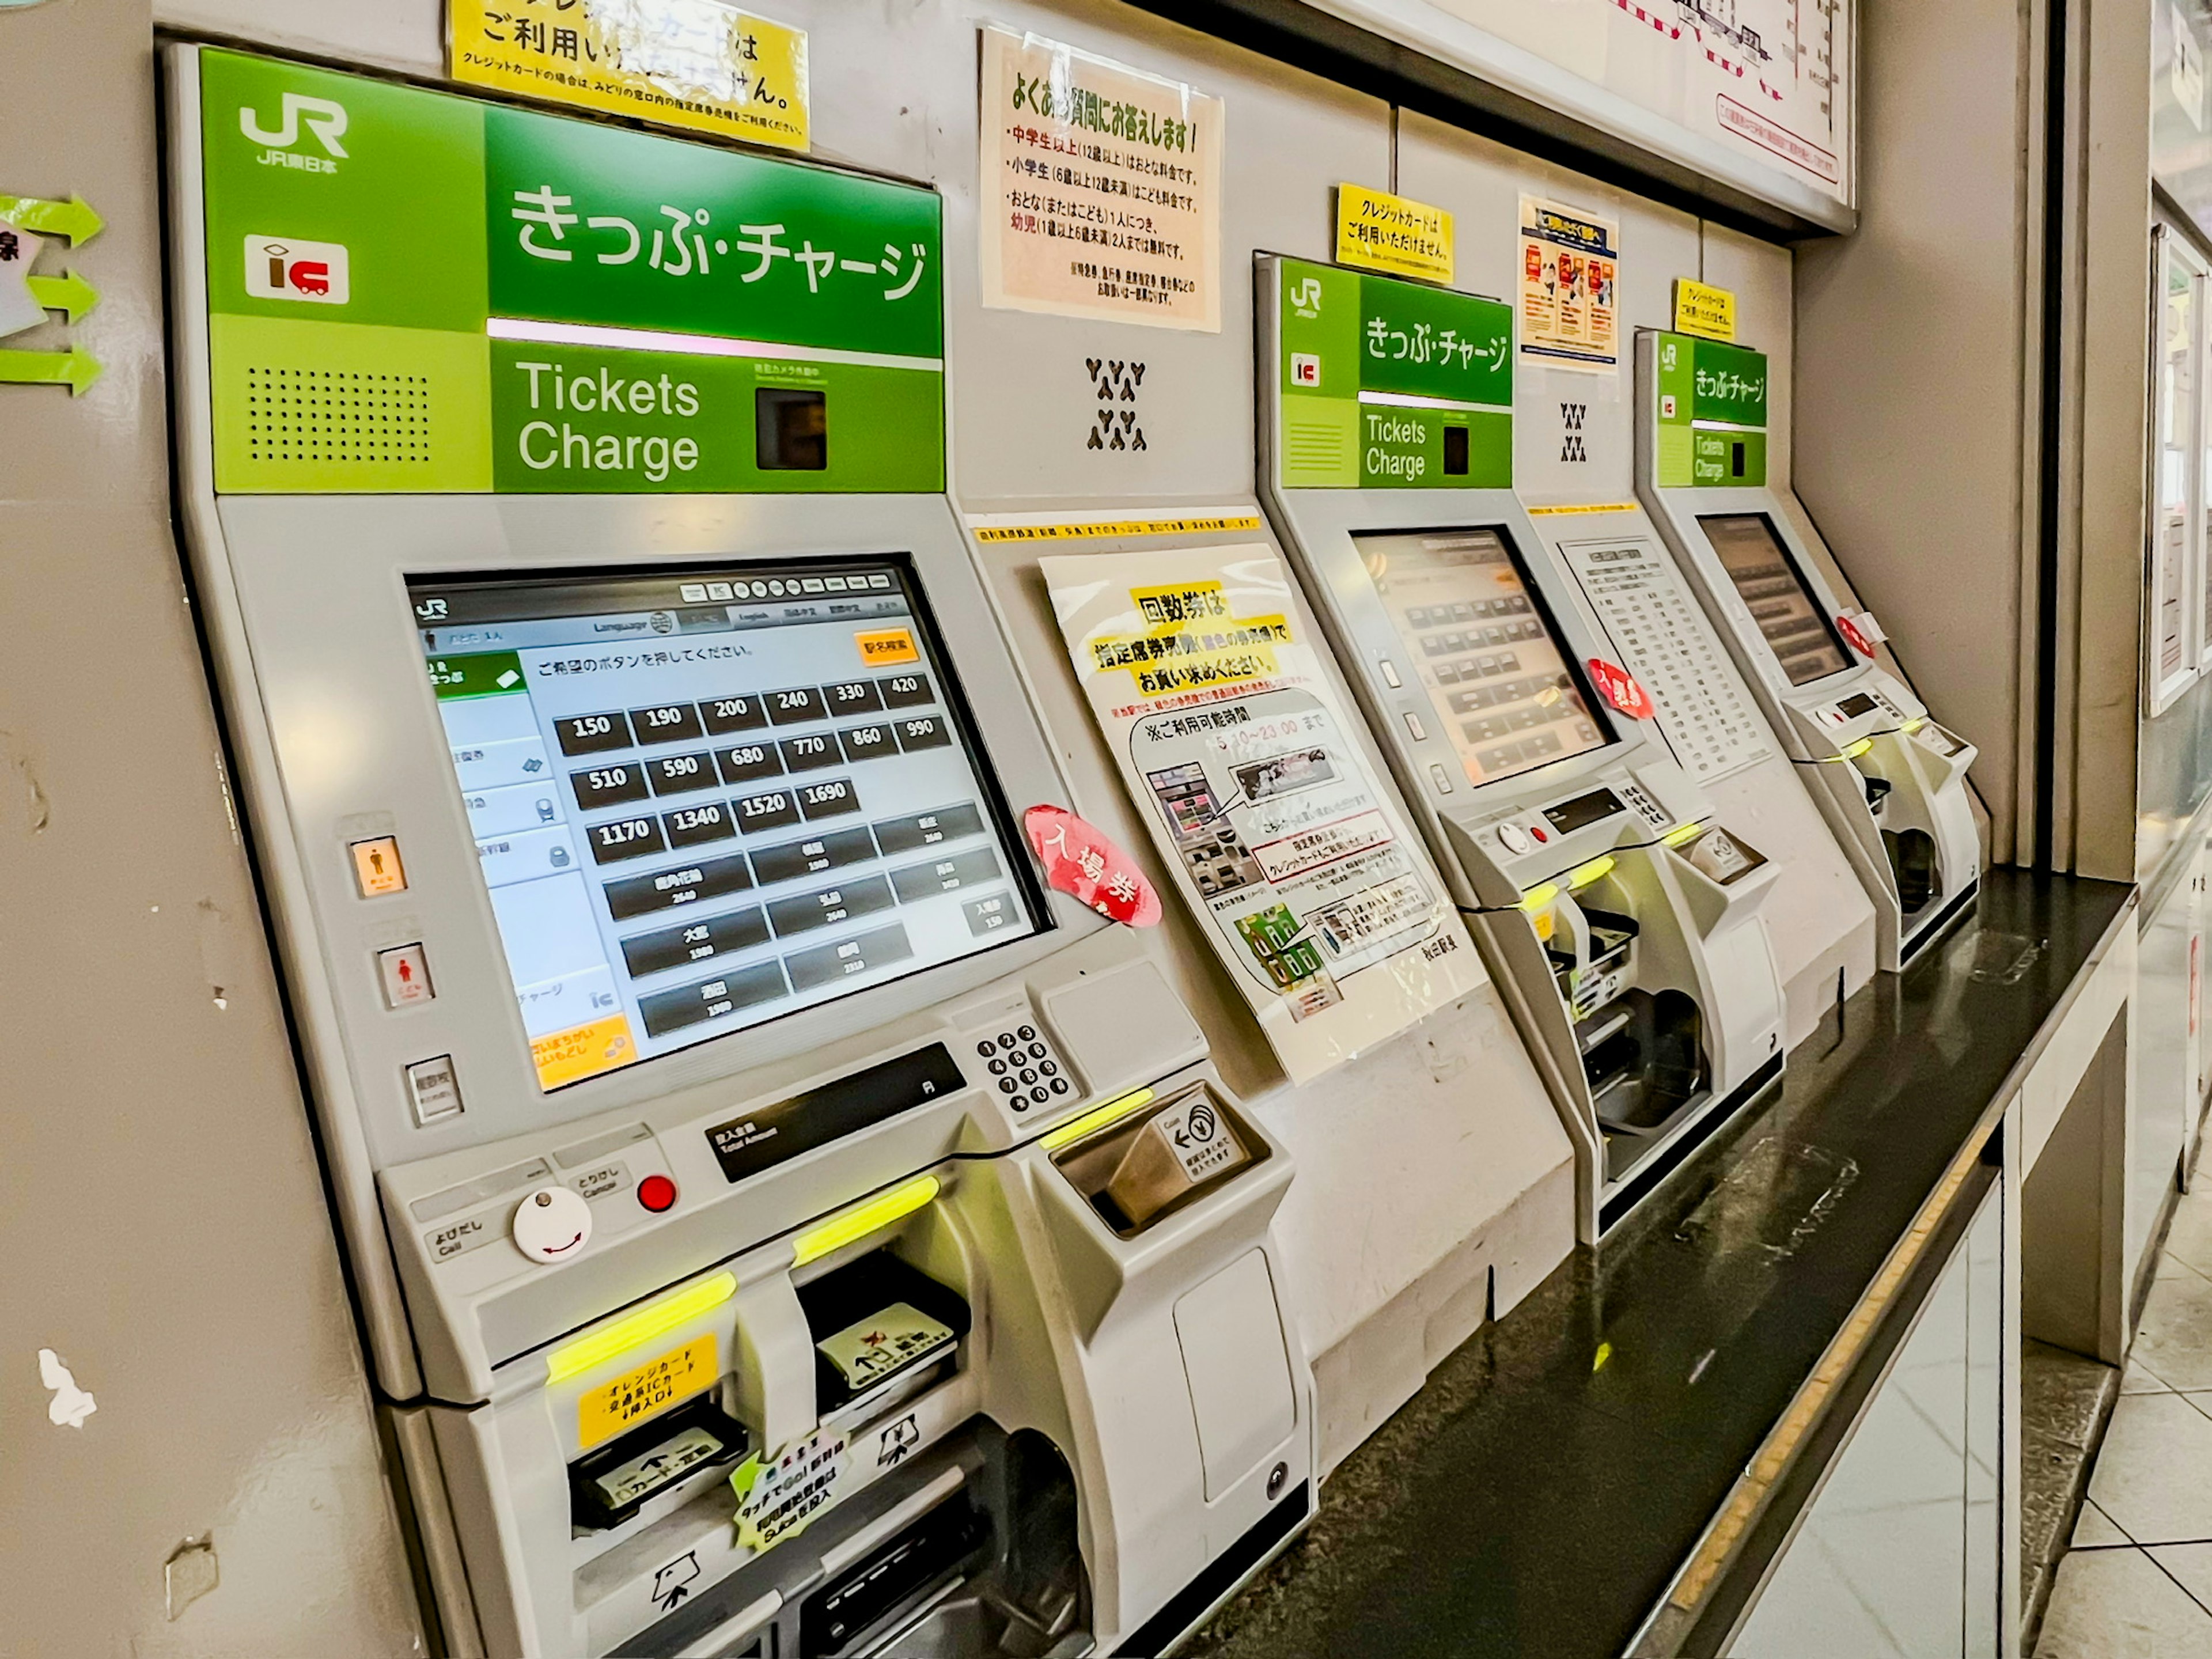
[1634,331,1983,970]
[167,47,1312,1658]
[1257,257,1786,1236]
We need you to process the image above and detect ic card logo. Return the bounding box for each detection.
[1290,352,1320,388]
[240,93,349,171]
[245,235,349,304]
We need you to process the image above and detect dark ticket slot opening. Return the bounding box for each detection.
[757,387,828,470]
[1443,423,1469,476]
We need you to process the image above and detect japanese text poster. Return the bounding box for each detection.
[979,27,1224,332]
[451,0,810,151]
[1043,546,1484,1082]
[1518,195,1620,373]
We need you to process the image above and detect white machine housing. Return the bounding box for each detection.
[1257,260,1786,1238]
[1634,331,1983,970]
[165,44,1312,1659]
[1529,503,1878,1046]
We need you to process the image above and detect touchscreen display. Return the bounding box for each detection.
[1696,514,1851,686]
[1351,528,1610,787]
[410,560,1039,1091]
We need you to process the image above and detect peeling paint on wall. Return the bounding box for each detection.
[37,1348,94,1427]
[165,1534,219,1620]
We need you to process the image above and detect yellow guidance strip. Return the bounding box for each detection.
[1900,718,1926,735]
[1834,737,1876,762]
[1566,855,1616,891]
[1040,1086,1157,1153]
[791,1174,941,1268]
[547,1270,738,1385]
[1664,821,1707,848]
[1517,881,1562,914]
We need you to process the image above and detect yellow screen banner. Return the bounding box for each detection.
[1335,183,1454,284]
[450,0,809,152]
[1672,278,1738,342]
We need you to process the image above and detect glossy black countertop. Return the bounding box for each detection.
[1185,868,2134,1659]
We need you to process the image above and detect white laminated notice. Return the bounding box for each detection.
[978,28,1224,332]
[1560,536,1774,785]
[1043,544,1485,1083]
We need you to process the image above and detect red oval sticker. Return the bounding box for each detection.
[1586,658,1656,720]
[1835,613,1877,659]
[1024,805,1163,927]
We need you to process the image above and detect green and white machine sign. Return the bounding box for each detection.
[1275,257,1511,490]
[196,50,943,495]
[1651,331,1768,488]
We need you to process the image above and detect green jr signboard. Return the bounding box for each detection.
[1652,331,1768,488]
[198,49,944,495]
[1275,257,1512,490]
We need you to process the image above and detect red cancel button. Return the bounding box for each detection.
[637,1174,678,1213]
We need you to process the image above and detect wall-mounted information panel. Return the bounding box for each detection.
[198,48,943,497]
[1167,0,1854,233]
[413,559,1037,1091]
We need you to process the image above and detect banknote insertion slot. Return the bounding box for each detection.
[797,1250,972,1416]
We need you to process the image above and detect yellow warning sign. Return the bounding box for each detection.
[855,627,919,666]
[532,1013,637,1089]
[1335,182,1455,284]
[970,514,1264,543]
[578,1334,718,1450]
[1526,502,1639,516]
[1672,278,1738,342]
[450,2,809,153]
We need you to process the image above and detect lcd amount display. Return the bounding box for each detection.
[1697,513,1851,687]
[411,561,1039,1091]
[1351,527,1609,787]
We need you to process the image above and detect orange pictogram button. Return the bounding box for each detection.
[350,836,407,897]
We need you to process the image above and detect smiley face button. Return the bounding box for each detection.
[512,1184,594,1265]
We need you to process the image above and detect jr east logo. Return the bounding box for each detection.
[245,235,350,304]
[239,92,349,173]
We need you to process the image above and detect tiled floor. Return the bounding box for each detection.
[2038,1188,2212,1655]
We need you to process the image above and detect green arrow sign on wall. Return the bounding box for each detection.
[0,346,101,394]
[25,271,98,324]
[0,194,104,245]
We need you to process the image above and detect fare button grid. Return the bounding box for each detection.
[1562,538,1774,784]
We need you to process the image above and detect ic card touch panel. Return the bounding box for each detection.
[412,560,1039,1091]
[1350,527,1610,787]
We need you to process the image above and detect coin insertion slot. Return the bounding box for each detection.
[1050,1083,1270,1238]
